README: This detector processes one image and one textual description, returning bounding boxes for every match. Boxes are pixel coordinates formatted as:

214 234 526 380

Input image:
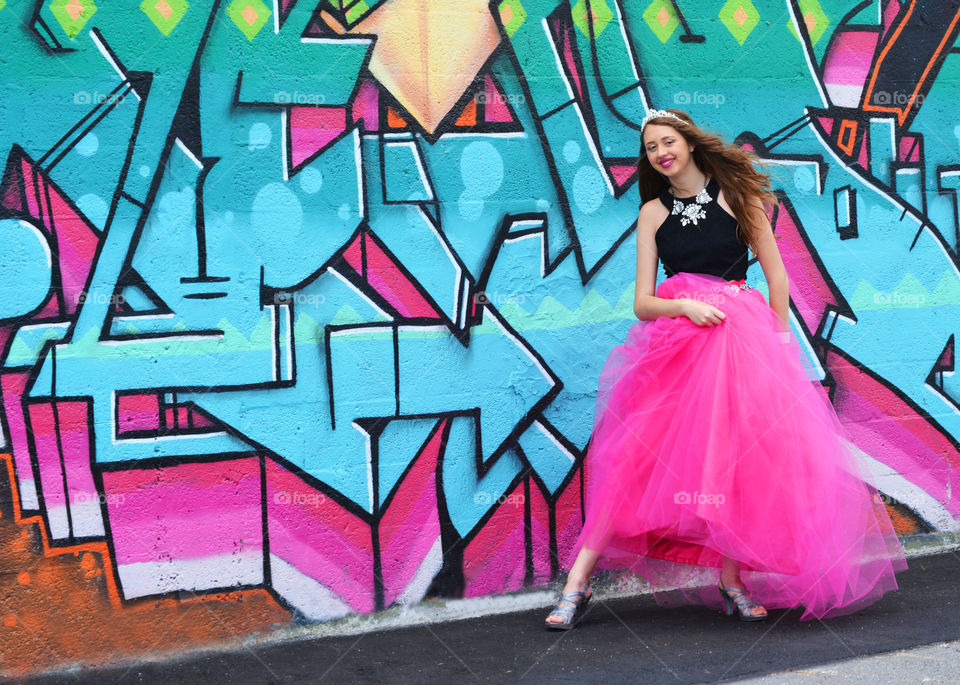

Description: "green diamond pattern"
498 0 526 39
140 0 188 36
719 0 759 45
787 0 829 46
226 0 271 41
572 0 613 39
642 0 678 44
49 0 97 39
0 1 7 11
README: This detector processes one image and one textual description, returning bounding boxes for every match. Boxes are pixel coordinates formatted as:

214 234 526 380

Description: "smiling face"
642 123 695 178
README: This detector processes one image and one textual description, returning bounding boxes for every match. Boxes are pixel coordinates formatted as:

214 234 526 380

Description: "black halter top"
654 177 749 281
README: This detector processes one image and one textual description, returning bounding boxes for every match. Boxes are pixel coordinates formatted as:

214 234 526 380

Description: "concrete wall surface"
1 0 959 677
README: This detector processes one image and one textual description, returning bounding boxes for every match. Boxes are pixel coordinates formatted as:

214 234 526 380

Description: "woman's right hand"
680 299 726 326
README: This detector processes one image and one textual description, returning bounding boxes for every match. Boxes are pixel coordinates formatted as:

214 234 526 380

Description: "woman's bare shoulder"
639 197 670 236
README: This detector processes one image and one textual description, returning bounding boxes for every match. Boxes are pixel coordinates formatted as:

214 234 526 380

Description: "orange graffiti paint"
0 453 292 678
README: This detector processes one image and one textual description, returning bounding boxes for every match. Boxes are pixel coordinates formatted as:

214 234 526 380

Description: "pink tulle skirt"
572 271 907 620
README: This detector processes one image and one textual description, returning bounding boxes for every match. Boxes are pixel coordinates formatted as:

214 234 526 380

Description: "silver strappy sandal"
718 579 767 621
544 584 593 630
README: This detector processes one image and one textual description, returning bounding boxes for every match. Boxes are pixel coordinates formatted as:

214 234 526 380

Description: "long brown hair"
639 109 778 253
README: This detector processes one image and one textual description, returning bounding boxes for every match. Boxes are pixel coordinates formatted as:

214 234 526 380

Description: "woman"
545 109 907 629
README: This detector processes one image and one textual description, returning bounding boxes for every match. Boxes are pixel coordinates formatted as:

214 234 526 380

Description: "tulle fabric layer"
571 271 907 621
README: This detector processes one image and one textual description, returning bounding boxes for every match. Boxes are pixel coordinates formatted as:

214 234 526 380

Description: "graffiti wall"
2 0 959 675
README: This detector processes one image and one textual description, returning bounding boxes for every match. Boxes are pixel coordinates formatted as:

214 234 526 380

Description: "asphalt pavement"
18 551 960 684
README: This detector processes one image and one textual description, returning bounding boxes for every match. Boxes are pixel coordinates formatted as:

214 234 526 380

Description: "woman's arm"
633 203 692 321
748 197 790 331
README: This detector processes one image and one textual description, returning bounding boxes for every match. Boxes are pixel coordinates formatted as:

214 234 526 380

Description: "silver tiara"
641 109 685 129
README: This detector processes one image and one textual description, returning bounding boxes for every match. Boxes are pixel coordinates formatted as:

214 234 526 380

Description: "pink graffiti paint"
463 479 526 598
938 341 953 369
352 79 380 131
609 164 636 189
379 420 442 606
116 393 160 434
348 231 442 318
45 187 99 315
555 468 583 572
30 166 60 319
772 203 839 332
365 232 443 317
881 0 902 42
364 264 416 317
0 371 38 509
55 401 103 538
25 402 69 538
899 135 920 162
191 407 215 428
21 157 40 218
102 457 262 564
558 18 583 101
342 231 363 270
857 126 869 168
528 477 552 585
289 106 348 169
483 75 513 123
828 350 960 517
1 149 99 320
1 162 21 212
823 31 878 106
266 458 375 613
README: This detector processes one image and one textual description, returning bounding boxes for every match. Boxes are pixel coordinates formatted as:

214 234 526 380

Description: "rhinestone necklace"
669 176 712 227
